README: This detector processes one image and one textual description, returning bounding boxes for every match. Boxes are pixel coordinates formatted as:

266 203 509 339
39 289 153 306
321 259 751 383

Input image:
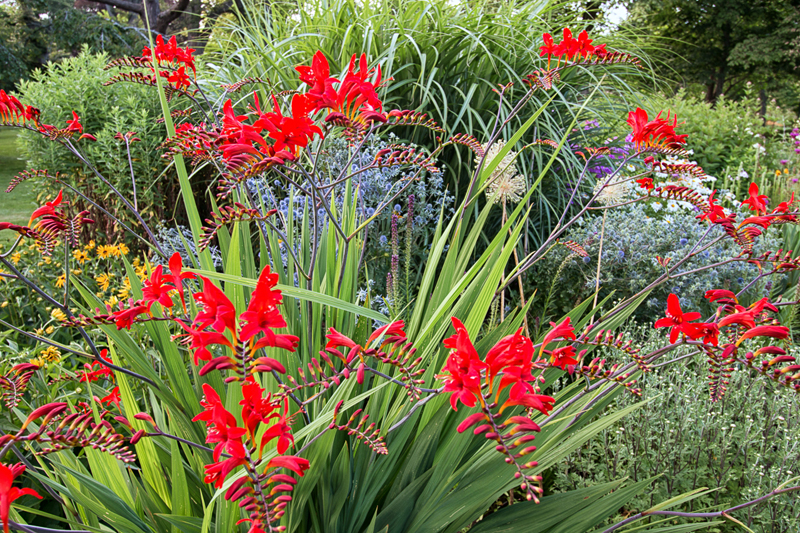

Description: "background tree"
624 0 800 107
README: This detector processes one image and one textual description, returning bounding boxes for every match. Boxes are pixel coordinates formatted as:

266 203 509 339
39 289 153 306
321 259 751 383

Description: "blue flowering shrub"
529 202 783 322
248 134 454 305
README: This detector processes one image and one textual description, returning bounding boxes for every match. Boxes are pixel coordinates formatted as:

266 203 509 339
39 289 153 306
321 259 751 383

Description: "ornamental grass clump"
0 26 800 533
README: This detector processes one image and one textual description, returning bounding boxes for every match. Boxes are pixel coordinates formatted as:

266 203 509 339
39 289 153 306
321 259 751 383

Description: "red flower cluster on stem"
627 107 688 150
539 28 607 67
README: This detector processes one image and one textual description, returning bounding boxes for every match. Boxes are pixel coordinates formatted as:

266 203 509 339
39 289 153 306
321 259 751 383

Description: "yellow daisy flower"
97 245 113 259
96 273 112 291
41 346 61 363
10 252 21 265
55 274 66 288
85 240 96 251
105 295 119 307
50 308 67 322
45 325 54 334
117 243 130 256
72 249 89 265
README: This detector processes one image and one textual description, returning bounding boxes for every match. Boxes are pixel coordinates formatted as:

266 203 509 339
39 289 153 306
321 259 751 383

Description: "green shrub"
553 333 800 532
15 47 177 243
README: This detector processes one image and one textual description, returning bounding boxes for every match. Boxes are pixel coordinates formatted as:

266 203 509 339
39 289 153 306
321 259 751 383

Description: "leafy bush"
15 48 176 243
531 202 782 322
554 334 800 532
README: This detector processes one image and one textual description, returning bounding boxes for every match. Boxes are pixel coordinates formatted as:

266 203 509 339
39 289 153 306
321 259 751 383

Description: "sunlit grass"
0 129 34 245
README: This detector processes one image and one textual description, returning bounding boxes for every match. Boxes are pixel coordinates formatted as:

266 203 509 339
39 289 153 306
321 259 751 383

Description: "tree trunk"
759 89 767 124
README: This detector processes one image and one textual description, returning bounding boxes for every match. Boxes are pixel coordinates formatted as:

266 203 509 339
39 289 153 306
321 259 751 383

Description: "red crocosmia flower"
627 108 688 150
685 322 719 346
554 28 579 59
539 33 558 58
485 329 532 386
175 320 232 365
741 216 772 229
197 398 247 463
167 66 191 90
636 177 654 190
437 318 487 410
100 386 122 410
167 252 195 312
240 378 278 441
698 190 727 223
367 320 406 344
253 93 323 156
705 289 737 305
28 190 63 226
654 293 701 343
737 325 790 343
204 455 247 489
772 192 795 214
740 183 769 214
142 265 175 308
576 30 595 58
0 90 26 123
457 412 489 433
296 51 340 108
325 327 359 352
266 455 310 477
252 331 299 353
540 317 576 356
593 43 608 57
193 276 237 335
0 463 42 533
260 397 294 455
111 302 151 330
718 309 756 329
65 111 83 133
240 266 287 342
505 392 555 416
549 345 578 369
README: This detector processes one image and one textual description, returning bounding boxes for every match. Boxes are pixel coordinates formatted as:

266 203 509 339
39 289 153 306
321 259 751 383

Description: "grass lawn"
0 129 34 245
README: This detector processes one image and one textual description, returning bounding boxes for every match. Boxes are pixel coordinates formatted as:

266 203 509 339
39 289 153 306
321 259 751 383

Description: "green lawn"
0 129 34 245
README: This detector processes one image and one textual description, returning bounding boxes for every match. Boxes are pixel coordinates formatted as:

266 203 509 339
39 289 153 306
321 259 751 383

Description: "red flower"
627 108 688 150
239 266 286 342
111 302 151 330
193 276 237 335
654 293 701 343
437 318 487 410
540 317 576 356
142 265 175 308
539 33 557 58
259 397 294 455
167 252 195 312
193 384 246 462
167 66 191 90
554 28 579 60
0 463 42 533
549 345 578 369
636 177 654 190
65 111 83 133
737 325 790 343
99 386 122 410
697 190 727 223
576 30 595 58
28 190 63 226
253 93 323 155
367 320 406 344
685 322 719 346
740 183 769 214
505 392 555 416
485 329 533 386
705 289 737 305
175 320 232 365
265 455 310 477
0 90 25 124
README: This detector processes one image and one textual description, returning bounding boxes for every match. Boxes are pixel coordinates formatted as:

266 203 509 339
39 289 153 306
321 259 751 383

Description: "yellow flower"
44 256 52 265
785 169 790 174
45 325 54 334
0 301 7 308
132 257 141 267
41 346 61 363
776 170 782 177
97 245 113 259
71 269 82 276
10 252 21 265
118 289 130 300
105 295 119 307
29 357 45 367
96 273 112 291
117 243 129 256
72 249 89 265
55 274 66 288
50 308 67 322
85 240 96 251
35 328 44 335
